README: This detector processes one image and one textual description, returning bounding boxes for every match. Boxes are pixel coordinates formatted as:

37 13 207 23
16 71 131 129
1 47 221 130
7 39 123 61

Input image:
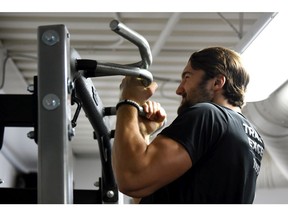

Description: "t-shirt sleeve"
159 103 227 164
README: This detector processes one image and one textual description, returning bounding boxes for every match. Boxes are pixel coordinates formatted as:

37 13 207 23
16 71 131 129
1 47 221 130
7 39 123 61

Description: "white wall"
73 155 127 204
254 187 288 204
73 156 102 190
0 152 18 188
0 44 29 188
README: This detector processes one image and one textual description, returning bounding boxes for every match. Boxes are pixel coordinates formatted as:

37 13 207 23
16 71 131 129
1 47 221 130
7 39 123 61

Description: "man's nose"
176 83 184 95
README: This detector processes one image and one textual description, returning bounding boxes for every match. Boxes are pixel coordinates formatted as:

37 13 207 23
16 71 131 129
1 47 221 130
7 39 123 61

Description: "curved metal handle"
94 62 153 87
71 20 154 87
110 19 152 69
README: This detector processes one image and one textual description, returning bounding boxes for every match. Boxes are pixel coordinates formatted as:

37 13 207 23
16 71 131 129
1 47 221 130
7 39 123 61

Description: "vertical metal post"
37 25 73 204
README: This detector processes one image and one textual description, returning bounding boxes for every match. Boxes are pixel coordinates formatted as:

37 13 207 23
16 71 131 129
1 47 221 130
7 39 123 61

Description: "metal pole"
37 25 74 204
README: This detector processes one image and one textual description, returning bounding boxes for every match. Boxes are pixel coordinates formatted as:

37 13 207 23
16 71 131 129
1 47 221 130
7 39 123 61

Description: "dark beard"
177 97 193 115
177 79 213 115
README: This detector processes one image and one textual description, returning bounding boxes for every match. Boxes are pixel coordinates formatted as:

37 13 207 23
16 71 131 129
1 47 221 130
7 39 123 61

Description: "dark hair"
189 47 250 108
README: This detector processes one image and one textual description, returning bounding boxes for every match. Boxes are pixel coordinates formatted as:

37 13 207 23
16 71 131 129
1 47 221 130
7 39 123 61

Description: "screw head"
27 131 35 139
67 80 75 94
106 190 115 198
42 30 60 46
27 84 34 93
42 94 60 110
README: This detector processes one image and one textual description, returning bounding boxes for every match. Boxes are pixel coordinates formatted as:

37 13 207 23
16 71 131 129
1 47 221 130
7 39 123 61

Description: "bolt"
67 80 74 94
27 131 35 139
27 84 34 93
42 94 60 110
106 190 114 198
68 124 75 141
94 181 99 187
0 179 4 184
42 30 60 46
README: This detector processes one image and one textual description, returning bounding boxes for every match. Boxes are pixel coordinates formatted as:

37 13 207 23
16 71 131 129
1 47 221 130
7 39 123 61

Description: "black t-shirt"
140 102 264 204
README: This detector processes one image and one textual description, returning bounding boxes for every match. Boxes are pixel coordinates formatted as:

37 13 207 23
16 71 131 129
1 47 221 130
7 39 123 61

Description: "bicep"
126 135 192 198
148 135 192 183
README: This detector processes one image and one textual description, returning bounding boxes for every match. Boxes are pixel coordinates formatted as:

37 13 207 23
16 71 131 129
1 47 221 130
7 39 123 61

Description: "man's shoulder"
190 102 223 112
181 102 228 121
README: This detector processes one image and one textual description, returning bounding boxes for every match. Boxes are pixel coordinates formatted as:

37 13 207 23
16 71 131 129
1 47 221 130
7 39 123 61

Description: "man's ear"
214 74 226 90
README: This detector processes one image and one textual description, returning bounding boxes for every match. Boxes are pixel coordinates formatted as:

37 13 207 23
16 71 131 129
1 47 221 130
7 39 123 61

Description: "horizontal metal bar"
0 94 36 127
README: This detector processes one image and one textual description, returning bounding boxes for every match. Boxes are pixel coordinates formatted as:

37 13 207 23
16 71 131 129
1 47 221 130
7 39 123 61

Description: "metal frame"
37 20 154 204
37 25 73 204
1 20 153 204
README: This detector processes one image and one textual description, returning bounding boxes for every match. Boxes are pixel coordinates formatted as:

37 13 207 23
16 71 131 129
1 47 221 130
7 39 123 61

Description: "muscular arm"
112 93 192 198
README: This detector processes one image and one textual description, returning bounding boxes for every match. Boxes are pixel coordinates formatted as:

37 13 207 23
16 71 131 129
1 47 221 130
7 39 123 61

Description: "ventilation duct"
243 80 288 180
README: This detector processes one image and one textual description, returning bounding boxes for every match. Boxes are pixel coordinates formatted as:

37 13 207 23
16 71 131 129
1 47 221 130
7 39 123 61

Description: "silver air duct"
243 80 288 182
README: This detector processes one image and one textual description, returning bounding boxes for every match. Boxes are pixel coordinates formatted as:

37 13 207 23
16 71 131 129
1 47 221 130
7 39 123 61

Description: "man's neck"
223 103 242 113
212 94 242 113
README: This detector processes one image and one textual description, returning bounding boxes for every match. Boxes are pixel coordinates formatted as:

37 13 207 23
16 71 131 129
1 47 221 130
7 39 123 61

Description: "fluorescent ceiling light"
240 12 288 102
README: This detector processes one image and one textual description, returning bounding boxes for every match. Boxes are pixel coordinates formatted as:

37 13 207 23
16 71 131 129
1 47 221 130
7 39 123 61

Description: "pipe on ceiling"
151 12 181 58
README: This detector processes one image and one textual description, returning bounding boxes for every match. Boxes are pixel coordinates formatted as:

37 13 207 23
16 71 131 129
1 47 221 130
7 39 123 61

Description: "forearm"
112 105 148 186
112 78 165 195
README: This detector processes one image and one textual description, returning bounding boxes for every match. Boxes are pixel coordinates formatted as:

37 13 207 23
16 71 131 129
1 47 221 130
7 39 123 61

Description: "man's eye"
181 72 192 80
184 74 191 79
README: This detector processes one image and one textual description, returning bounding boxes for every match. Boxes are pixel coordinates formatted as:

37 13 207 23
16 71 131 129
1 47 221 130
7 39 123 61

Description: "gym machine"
0 20 153 204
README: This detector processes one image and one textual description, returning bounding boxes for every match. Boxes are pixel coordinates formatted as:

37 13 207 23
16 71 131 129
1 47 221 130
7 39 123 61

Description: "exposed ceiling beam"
234 12 277 53
151 12 181 58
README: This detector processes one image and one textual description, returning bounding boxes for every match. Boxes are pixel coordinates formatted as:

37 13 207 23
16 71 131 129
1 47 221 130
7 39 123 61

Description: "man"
112 47 265 204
